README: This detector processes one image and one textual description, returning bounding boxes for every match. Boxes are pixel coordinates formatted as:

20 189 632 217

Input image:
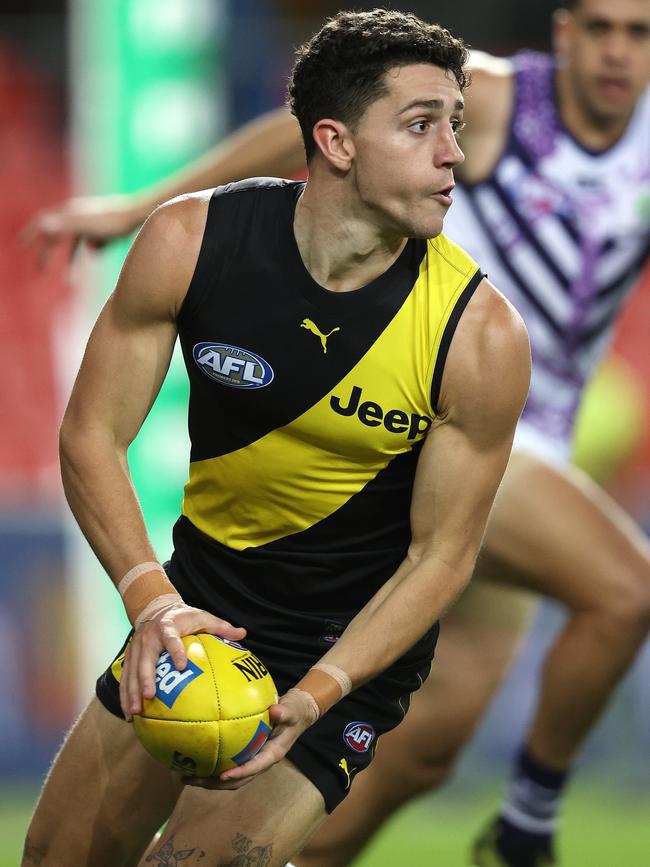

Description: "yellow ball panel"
200 641 278 720
133 717 220 777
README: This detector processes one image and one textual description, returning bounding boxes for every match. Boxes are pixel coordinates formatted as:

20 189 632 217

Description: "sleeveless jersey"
445 51 650 443
172 178 482 618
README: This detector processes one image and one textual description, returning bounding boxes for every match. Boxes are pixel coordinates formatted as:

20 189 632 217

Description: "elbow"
59 413 120 482
59 413 86 488
59 414 76 469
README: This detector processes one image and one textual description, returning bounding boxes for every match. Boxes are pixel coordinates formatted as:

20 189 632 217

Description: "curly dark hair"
288 8 470 162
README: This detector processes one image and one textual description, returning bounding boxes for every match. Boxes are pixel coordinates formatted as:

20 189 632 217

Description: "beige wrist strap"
294 663 352 718
117 562 181 626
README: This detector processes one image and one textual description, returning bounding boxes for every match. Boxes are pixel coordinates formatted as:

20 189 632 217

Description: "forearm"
317 550 474 688
60 424 177 619
131 109 303 221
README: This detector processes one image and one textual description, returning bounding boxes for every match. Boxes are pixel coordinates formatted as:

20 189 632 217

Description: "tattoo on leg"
145 834 205 865
226 833 273 866
23 837 45 865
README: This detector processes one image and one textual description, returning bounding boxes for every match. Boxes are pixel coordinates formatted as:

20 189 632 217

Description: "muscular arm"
319 279 531 684
26 108 305 263
60 196 201 576
60 192 246 714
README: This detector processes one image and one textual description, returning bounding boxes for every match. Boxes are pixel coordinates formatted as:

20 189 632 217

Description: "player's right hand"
119 603 247 721
22 194 148 269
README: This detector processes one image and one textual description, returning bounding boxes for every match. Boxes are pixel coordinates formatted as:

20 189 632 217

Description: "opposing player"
27 2 650 865
22 10 530 867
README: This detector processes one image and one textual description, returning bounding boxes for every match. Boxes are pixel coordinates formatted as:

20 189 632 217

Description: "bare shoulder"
114 191 212 321
438 278 531 441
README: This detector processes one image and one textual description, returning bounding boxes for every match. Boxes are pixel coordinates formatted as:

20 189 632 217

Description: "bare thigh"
23 696 183 867
139 759 326 867
482 451 650 611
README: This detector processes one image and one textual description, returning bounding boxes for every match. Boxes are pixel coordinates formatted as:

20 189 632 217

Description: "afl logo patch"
342 721 375 753
193 342 274 389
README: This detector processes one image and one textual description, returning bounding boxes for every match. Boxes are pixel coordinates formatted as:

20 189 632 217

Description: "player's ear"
552 8 573 55
312 118 355 171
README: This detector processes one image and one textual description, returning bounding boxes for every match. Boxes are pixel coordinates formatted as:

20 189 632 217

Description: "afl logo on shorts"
193 342 274 389
342 721 375 753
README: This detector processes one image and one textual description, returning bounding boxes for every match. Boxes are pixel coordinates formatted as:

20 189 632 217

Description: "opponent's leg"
488 455 650 763
472 452 650 866
136 759 325 867
295 580 535 867
22 696 182 867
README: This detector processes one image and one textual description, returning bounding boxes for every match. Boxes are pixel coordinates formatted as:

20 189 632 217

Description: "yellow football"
133 634 278 777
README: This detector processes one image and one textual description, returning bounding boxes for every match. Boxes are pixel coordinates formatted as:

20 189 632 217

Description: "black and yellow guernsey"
170 178 483 621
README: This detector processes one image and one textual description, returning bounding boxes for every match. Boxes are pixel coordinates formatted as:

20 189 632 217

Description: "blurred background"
1 0 649 863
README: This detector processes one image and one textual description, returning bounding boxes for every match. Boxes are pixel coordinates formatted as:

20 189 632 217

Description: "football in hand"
133 634 278 777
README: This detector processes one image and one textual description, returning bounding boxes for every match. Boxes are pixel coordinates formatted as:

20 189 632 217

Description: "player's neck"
294 179 407 293
555 68 634 151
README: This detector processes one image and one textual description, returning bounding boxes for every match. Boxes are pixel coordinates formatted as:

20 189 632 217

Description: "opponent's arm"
219 279 531 787
25 107 304 265
59 192 245 719
455 51 514 185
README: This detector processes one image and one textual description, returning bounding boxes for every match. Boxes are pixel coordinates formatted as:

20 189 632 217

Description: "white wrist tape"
311 662 352 698
134 595 184 627
117 561 180 626
289 687 321 725
117 561 166 595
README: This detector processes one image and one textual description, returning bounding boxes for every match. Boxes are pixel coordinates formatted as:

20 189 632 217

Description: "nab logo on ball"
154 652 203 709
193 342 274 389
342 721 375 753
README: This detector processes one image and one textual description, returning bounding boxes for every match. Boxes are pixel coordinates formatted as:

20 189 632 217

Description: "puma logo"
300 318 340 354
338 757 357 790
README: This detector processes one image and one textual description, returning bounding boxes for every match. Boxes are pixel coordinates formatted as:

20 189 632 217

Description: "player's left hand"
183 687 319 790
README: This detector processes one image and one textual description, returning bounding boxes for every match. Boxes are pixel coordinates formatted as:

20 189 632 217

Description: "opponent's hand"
119 603 247 720
183 687 319 791
22 194 148 269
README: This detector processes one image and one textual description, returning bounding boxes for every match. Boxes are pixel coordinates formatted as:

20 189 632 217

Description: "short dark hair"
288 8 470 161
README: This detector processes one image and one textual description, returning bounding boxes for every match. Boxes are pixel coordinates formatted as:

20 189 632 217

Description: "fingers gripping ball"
133 635 278 777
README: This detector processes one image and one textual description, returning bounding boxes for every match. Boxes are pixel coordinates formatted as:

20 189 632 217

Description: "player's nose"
436 126 465 168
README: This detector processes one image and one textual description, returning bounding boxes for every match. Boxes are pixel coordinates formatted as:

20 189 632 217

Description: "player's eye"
629 23 650 40
584 19 611 36
409 120 431 134
451 120 466 138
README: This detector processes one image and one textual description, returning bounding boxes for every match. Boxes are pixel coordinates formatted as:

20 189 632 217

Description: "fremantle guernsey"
170 178 482 618
446 51 650 445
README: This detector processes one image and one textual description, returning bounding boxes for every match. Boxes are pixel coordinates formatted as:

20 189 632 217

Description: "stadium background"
1 0 649 863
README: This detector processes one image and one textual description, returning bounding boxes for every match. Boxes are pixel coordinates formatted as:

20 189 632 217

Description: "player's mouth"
595 76 632 101
431 185 454 206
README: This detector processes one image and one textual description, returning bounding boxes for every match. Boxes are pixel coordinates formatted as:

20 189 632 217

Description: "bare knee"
577 566 650 639
369 735 463 806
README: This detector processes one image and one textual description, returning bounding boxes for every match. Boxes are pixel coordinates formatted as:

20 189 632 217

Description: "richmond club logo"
342 721 375 753
193 342 274 389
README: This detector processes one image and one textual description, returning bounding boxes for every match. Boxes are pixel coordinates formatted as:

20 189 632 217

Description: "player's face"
350 63 465 239
554 0 650 123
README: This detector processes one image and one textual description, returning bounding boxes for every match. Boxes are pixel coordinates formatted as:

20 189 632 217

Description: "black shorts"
96 555 439 812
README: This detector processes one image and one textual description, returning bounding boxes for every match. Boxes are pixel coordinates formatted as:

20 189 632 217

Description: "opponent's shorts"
96 562 438 812
511 417 572 469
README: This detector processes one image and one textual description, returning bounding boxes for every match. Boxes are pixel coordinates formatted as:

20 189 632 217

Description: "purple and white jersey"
445 51 650 446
